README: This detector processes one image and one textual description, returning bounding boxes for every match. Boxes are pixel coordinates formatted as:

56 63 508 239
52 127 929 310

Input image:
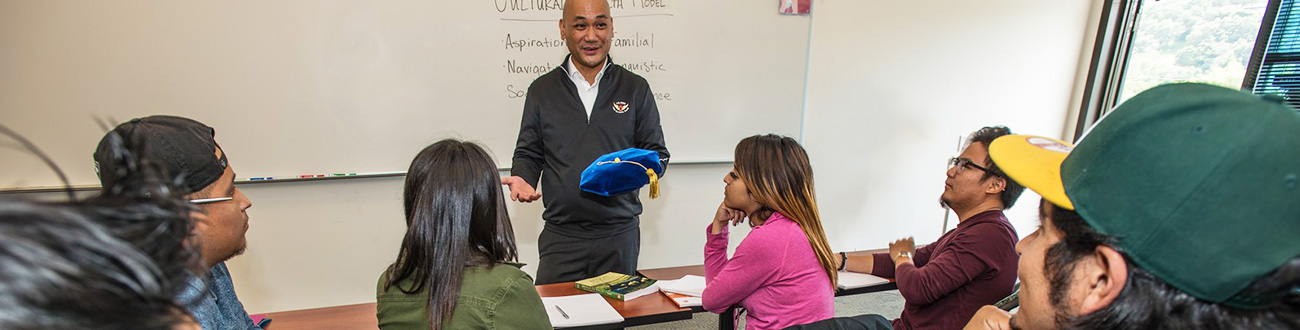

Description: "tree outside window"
1119 0 1268 103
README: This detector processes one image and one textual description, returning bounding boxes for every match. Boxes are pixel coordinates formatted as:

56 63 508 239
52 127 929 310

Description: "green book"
575 272 660 301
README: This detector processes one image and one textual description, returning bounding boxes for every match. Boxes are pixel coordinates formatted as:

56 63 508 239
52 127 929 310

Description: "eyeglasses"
189 197 233 204
948 157 1002 177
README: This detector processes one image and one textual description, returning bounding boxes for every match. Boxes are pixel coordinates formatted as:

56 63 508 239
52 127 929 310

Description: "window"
1075 0 1271 139
1244 0 1300 108
1121 0 1267 103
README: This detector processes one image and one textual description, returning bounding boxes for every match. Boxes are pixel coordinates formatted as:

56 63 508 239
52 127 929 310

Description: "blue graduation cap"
580 148 663 198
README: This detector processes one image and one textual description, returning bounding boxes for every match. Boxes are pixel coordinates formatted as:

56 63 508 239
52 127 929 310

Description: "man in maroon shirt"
790 126 1024 330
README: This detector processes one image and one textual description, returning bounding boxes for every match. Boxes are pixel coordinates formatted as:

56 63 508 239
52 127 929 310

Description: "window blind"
1246 0 1300 108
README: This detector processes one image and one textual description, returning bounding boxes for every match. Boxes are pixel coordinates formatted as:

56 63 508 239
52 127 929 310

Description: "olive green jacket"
376 263 552 329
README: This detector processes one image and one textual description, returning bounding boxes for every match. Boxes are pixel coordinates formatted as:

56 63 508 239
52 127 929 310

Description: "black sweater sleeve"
511 90 546 188
635 84 670 176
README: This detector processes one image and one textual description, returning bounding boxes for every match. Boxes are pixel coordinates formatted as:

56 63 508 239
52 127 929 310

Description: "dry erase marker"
250 177 274 181
330 173 357 177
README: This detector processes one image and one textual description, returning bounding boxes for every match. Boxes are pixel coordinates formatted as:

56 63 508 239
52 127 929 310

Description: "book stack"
575 272 660 301
658 275 705 308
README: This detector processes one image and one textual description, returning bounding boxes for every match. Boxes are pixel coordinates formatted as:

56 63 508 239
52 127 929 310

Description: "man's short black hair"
1043 203 1300 330
968 126 1026 209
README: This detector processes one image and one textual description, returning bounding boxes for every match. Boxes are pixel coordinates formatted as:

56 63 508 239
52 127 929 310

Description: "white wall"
803 0 1096 250
1 0 1100 314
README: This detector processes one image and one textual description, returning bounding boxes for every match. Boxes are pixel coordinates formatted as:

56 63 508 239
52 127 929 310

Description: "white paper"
542 293 624 328
837 271 890 290
659 275 706 297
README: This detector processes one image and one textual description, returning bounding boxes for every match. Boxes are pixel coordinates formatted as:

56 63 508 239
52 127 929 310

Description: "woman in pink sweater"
704 134 837 330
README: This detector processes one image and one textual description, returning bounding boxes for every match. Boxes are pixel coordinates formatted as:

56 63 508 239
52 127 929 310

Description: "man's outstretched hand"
501 176 542 202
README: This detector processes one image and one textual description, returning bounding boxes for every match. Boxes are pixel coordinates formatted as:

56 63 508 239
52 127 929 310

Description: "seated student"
704 134 837 330
791 126 1023 330
94 116 261 330
376 139 550 330
83 128 203 297
0 130 199 329
964 83 1300 330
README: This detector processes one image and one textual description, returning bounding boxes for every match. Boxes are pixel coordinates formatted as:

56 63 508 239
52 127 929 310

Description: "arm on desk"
842 253 875 274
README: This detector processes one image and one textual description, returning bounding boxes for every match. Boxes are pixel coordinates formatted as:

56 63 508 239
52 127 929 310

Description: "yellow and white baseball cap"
987 134 1075 210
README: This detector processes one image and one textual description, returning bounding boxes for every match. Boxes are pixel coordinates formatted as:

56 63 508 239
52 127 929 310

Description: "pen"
189 197 233 204
555 305 570 319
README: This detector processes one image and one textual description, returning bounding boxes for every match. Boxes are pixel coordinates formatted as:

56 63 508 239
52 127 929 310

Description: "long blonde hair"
734 134 837 289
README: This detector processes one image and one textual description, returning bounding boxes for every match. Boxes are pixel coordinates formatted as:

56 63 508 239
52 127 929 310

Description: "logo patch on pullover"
612 101 630 113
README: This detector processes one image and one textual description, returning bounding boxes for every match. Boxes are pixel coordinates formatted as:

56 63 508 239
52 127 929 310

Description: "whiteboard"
0 1 809 190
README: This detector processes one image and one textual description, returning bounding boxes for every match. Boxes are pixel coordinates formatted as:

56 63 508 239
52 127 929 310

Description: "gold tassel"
646 168 660 199
598 158 660 198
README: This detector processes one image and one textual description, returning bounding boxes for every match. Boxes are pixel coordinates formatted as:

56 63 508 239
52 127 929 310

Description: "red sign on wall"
779 0 811 15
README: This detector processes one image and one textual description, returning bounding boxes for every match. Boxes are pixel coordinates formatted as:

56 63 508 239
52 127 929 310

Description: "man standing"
964 83 1300 330
503 0 669 284
94 116 261 330
801 126 1024 330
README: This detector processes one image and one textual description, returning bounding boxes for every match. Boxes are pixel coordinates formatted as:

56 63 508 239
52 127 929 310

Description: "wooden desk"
261 281 691 330
263 303 376 330
638 247 895 293
637 248 897 330
638 264 709 314
536 282 692 329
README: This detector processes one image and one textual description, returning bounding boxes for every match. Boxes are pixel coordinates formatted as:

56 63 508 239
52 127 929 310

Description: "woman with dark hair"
0 200 200 330
376 139 549 330
0 124 200 330
703 134 837 330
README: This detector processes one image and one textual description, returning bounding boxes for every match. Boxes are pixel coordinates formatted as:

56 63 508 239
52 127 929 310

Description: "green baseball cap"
996 83 1300 308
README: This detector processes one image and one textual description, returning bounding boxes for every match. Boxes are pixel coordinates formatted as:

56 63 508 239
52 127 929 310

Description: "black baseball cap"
94 116 228 195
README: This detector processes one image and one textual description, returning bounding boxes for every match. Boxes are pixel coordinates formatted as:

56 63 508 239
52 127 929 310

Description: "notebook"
542 293 624 328
837 271 890 290
663 292 703 308
658 275 705 297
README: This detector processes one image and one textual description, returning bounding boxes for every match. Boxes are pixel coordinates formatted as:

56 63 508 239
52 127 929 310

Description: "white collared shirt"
566 57 609 119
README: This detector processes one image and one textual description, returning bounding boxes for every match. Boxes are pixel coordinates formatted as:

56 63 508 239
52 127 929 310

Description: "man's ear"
1078 245 1128 315
985 176 1007 194
558 19 566 39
